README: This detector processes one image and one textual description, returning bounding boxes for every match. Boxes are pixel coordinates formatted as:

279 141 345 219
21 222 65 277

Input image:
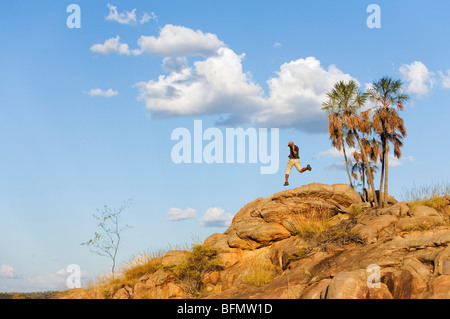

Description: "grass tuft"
241 257 276 287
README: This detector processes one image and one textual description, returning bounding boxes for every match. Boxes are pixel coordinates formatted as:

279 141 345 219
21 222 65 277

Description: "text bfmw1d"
171 120 279 175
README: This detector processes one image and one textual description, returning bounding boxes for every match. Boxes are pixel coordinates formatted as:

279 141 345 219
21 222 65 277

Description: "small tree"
81 199 133 278
172 244 223 297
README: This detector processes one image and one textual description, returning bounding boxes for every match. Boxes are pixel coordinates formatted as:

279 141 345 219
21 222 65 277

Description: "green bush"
171 243 223 297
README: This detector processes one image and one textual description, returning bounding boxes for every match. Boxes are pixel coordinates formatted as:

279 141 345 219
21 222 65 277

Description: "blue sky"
0 1 449 292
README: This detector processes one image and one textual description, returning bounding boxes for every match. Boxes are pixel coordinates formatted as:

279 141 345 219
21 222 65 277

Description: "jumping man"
284 141 311 186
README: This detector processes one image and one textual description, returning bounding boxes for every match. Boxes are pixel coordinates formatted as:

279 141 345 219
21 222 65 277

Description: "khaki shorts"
285 158 302 175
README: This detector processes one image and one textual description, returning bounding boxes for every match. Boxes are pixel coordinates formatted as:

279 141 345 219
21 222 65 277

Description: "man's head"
288 141 294 147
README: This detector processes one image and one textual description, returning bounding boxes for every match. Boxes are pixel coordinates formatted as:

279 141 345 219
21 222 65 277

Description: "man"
284 141 311 186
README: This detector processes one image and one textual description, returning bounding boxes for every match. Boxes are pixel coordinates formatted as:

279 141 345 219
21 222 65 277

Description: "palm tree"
326 112 353 187
352 150 378 201
323 80 379 207
368 77 408 207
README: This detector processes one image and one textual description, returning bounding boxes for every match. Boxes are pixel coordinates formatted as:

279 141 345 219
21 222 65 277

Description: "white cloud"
315 147 357 159
273 42 282 48
200 207 233 227
106 3 157 25
325 160 347 171
89 25 357 133
140 12 158 24
438 69 450 89
136 47 264 118
136 24 226 57
167 207 197 221
253 57 356 132
389 155 414 168
27 268 89 291
0 265 16 278
162 56 188 72
88 88 119 98
399 61 435 96
90 36 134 56
136 47 355 133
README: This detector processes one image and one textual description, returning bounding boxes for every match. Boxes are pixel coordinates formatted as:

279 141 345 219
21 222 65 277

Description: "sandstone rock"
300 279 331 299
434 246 450 275
351 214 397 243
204 233 242 268
429 275 450 299
226 183 362 250
380 205 401 217
134 269 184 299
161 250 189 267
113 287 132 299
234 218 291 246
396 216 444 231
409 205 441 218
391 259 431 299
60 183 450 300
396 206 444 231
269 236 307 269
366 189 398 205
326 270 369 299
368 283 393 299
203 271 221 286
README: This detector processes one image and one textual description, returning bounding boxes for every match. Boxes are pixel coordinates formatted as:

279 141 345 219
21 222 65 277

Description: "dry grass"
295 218 331 241
241 257 276 287
402 182 450 203
409 196 448 213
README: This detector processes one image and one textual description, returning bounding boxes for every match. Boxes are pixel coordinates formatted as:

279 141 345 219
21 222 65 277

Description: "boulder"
226 183 362 250
326 270 369 299
434 246 450 275
366 189 398 205
300 279 331 299
161 250 189 267
350 214 397 243
368 283 393 299
392 259 431 299
429 275 450 299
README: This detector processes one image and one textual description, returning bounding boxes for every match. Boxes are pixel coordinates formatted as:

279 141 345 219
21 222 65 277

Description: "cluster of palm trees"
322 77 408 208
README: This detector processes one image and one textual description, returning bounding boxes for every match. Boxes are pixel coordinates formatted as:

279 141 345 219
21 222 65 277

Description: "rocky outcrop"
61 183 450 299
225 183 361 249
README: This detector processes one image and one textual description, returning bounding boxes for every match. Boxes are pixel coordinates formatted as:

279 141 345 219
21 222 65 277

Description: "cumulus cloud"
136 47 264 118
438 69 450 89
90 36 135 56
200 207 233 227
0 265 17 278
167 207 197 221
136 24 226 57
136 47 355 133
399 61 435 96
87 88 119 97
106 3 157 25
90 25 357 133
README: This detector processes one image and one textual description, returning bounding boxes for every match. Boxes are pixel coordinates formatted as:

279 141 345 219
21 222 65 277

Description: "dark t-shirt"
289 145 300 159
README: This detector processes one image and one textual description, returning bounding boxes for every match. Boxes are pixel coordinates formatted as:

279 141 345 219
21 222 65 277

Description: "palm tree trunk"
384 142 389 207
362 165 366 202
379 136 385 208
353 129 378 207
342 138 353 188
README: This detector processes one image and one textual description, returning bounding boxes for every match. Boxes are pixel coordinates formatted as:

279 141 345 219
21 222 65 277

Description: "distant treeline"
0 291 61 299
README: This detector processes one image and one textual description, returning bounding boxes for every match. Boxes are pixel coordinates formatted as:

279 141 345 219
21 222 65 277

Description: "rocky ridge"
63 183 450 299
